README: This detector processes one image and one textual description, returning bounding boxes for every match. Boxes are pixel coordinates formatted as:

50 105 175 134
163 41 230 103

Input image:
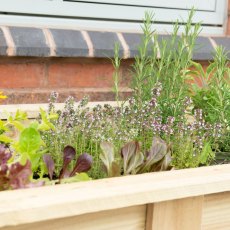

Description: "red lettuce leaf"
0 144 12 166
121 141 143 175
70 153 93 176
8 160 43 189
59 146 76 179
43 154 55 180
0 170 9 190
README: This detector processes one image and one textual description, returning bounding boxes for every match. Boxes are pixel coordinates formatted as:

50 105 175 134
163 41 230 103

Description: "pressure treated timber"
3 205 146 230
147 196 204 230
0 164 230 229
202 192 230 229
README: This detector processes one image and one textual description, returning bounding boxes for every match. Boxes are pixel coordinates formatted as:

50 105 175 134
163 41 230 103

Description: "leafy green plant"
13 125 47 172
42 145 92 183
189 47 230 152
0 144 43 191
171 138 214 169
100 137 171 177
0 110 28 144
130 9 201 121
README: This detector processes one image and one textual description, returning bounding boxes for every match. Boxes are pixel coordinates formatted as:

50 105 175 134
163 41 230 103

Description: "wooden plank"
147 196 203 230
0 164 230 228
145 204 154 230
202 192 230 230
2 205 146 230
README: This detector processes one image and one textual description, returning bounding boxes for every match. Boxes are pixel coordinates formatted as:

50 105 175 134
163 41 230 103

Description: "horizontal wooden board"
0 164 230 228
3 205 146 230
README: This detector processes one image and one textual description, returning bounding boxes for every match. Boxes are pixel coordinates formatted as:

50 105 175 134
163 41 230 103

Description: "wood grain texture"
149 196 203 230
0 164 230 228
145 204 154 230
202 192 230 230
3 205 146 230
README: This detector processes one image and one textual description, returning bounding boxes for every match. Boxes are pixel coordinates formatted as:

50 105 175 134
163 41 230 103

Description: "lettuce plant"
42 145 93 183
0 144 43 191
100 137 171 177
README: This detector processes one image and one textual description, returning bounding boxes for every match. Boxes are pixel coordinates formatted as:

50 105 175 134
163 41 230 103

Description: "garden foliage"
0 10 229 191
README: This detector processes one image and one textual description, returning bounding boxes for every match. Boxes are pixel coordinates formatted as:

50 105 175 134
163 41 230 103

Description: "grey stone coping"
0 26 229 60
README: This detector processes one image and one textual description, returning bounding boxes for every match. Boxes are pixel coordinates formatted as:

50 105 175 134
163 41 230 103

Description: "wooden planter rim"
0 164 230 228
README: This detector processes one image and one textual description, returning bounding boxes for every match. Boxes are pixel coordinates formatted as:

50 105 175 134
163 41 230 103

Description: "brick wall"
0 57 210 104
0 57 132 104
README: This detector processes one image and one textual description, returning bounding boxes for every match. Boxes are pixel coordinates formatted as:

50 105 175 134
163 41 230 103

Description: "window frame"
0 0 227 35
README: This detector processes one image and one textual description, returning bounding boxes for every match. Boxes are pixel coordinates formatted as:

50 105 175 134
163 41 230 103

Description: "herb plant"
189 47 230 152
0 9 229 192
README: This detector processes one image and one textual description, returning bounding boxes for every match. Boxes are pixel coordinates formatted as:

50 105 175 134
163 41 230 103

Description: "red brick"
2 88 132 104
0 62 46 88
48 62 114 88
0 57 211 104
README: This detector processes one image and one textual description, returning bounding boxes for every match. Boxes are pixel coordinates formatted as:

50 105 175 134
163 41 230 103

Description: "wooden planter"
0 164 230 230
0 104 229 229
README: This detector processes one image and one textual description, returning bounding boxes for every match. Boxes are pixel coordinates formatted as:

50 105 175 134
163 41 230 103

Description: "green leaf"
48 112 59 120
29 121 39 130
190 61 205 77
30 154 42 171
19 127 41 154
0 134 13 143
39 108 56 131
9 120 25 131
0 120 8 132
14 110 28 121
60 173 91 184
200 142 214 165
206 62 216 76
38 123 51 131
